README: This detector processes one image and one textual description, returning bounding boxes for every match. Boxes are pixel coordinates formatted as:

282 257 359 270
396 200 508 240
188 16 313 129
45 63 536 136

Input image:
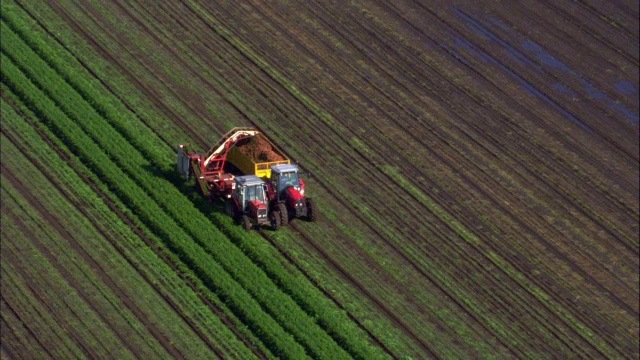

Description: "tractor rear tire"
270 210 281 231
277 203 288 226
306 198 317 222
241 215 252 232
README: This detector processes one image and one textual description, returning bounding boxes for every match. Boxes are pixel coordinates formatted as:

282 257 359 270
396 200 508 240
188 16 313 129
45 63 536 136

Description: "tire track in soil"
368 0 634 282
190 2 562 356
445 4 639 151
211 2 636 358
0 213 108 359
358 0 637 222
1 163 178 359
288 2 636 352
382 0 639 277
171 2 632 358
68 0 440 356
10 2 176 151
1 98 266 360
298 0 636 310
308 0 636 284
536 0 639 64
255 228 402 359
489 0 639 87
1 260 98 359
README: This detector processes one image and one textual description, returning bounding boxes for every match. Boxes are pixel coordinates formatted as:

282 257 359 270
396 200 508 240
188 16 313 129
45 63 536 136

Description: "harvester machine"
177 127 317 230
177 127 279 231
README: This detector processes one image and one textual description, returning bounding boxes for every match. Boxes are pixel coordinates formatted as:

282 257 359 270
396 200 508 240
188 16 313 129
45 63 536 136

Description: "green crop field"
2 0 638 359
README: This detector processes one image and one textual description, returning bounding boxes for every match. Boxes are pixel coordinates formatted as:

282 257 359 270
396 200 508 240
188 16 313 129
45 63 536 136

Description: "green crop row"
1 91 273 358
0 250 86 359
0 6 401 359
1 20 339 358
0 52 312 358
0 209 136 359
1 112 258 359
0 17 382 359
1 7 394 358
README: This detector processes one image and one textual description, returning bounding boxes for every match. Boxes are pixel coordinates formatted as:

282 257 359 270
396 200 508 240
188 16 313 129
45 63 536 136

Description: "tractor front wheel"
306 198 317 222
270 210 281 231
277 203 288 226
241 215 252 232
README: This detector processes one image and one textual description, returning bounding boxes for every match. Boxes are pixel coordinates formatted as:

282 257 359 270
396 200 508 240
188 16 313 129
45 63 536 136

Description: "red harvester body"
177 127 316 230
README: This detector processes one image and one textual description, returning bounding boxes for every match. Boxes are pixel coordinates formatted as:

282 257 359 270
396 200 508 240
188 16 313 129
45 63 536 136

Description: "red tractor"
267 163 317 225
225 175 281 231
177 128 283 231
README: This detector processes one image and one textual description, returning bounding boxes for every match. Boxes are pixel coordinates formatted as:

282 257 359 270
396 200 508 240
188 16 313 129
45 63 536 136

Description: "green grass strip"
1 86 264 359
0 14 378 354
0 203 136 360
0 52 309 358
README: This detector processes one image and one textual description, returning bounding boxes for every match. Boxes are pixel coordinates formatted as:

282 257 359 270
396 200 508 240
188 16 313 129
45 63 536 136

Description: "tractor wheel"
241 215 252 232
225 198 236 219
306 198 317 222
270 210 281 231
277 203 288 226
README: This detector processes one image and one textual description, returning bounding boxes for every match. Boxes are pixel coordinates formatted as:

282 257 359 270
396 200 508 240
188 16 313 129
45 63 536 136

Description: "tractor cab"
270 164 304 201
235 175 268 213
268 164 316 224
227 175 281 231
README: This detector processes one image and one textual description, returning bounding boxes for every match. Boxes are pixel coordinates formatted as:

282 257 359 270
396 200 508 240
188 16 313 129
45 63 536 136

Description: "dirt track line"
308 0 636 298
284 223 440 359
380 0 639 260
324 0 640 262
239 2 636 354
8 2 175 151
364 0 636 202
548 0 639 61
348 2 636 352
302 1 636 352
192 2 608 356
0 223 106 359
1 261 97 359
255 227 400 359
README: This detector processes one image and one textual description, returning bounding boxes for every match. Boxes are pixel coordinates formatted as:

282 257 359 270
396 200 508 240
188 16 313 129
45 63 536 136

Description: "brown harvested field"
2 0 638 358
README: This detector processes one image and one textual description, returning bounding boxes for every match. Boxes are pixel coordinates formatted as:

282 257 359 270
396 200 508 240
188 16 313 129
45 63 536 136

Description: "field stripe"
1 90 267 359
0 64 306 360
0 11 390 358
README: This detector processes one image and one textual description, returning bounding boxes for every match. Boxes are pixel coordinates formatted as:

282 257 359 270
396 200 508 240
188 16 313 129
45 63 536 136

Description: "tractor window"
243 185 265 210
278 172 300 194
